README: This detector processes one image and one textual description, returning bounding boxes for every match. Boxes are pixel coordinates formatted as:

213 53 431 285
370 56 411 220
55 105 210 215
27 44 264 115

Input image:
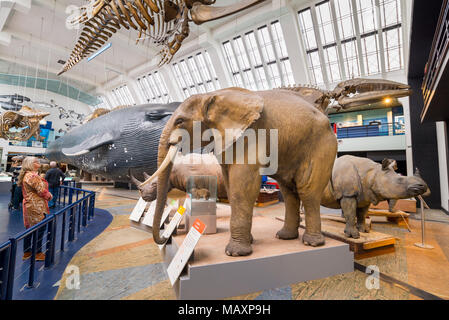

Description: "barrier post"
77 203 82 234
69 207 76 242
45 220 53 268
69 188 73 205
0 243 11 300
414 196 434 249
27 230 38 288
5 239 17 300
61 210 66 251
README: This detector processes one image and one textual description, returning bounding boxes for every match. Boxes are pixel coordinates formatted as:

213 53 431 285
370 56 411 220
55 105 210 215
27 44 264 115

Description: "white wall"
338 135 407 153
436 122 449 211
0 83 92 169
0 83 92 133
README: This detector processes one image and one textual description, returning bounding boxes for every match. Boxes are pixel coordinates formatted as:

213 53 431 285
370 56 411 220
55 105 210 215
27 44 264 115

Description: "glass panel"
222 41 240 73
267 62 281 87
244 31 263 66
380 0 401 28
383 26 403 71
308 51 324 84
298 9 318 50
254 66 269 90
342 39 361 77
271 21 289 59
357 0 378 34
233 36 251 70
361 33 381 75
334 0 356 40
323 45 342 83
279 59 295 86
316 1 336 46
257 26 276 63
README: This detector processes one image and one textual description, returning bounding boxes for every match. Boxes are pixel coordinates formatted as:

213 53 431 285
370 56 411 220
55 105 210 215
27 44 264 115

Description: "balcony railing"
422 0 449 115
336 122 405 139
0 183 95 300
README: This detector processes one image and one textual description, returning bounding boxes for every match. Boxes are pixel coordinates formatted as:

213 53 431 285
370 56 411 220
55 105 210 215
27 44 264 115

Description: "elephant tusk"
140 144 179 187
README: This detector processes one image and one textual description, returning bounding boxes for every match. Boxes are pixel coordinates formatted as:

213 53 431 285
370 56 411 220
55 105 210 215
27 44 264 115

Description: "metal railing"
0 183 96 300
422 0 449 112
336 122 405 139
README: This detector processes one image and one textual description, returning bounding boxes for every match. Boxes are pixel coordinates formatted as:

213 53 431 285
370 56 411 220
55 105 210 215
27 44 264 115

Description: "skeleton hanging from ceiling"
59 0 267 75
0 106 50 141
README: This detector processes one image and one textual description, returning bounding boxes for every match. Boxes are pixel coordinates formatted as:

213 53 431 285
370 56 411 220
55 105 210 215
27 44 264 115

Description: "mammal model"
129 153 227 201
320 156 429 239
45 103 180 182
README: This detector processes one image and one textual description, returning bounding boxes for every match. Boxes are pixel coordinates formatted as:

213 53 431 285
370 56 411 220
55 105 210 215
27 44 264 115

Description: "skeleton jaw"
332 79 412 110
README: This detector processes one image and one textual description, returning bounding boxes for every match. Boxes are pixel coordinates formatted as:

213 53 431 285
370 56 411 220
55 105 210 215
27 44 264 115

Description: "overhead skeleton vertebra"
59 0 267 75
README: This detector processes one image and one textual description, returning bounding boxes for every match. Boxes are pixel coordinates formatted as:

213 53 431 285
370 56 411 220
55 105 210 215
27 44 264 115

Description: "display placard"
142 201 156 226
129 197 149 222
158 205 186 250
166 218 206 285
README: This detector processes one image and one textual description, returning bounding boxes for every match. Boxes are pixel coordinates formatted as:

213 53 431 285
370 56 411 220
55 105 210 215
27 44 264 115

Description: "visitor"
45 161 65 208
8 159 23 210
18 157 53 261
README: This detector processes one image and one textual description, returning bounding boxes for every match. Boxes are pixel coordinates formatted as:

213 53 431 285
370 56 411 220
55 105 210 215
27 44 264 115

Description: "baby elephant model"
321 156 428 239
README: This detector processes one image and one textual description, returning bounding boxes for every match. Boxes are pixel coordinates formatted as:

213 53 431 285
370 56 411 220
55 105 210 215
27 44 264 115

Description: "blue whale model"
45 103 180 182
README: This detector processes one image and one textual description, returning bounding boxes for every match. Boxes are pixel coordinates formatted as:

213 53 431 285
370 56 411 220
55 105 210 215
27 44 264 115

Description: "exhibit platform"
161 205 354 300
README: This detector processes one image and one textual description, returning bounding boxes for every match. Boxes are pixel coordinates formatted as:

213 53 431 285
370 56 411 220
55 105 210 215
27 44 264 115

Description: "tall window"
171 51 220 99
92 96 109 110
297 0 404 85
222 20 295 90
111 85 135 106
137 71 171 103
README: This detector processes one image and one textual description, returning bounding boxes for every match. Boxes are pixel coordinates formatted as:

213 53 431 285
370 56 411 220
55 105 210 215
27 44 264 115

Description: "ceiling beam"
3 28 125 75
0 53 100 87
32 0 158 57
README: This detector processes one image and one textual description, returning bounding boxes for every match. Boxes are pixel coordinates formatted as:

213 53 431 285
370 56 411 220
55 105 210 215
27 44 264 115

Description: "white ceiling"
0 0 281 94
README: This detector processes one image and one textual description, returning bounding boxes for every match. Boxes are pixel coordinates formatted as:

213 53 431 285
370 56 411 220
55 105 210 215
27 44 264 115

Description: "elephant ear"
203 88 264 154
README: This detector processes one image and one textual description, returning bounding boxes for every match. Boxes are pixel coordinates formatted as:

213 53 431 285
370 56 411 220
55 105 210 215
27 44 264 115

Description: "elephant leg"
356 206 370 233
300 195 325 246
341 197 360 239
225 165 261 257
276 184 300 240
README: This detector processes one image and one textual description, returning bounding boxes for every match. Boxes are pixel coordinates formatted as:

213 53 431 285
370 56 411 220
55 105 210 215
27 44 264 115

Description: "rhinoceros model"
129 153 228 201
320 155 428 239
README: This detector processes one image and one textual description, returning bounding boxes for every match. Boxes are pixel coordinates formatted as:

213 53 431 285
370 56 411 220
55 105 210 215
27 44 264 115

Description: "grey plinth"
161 206 354 300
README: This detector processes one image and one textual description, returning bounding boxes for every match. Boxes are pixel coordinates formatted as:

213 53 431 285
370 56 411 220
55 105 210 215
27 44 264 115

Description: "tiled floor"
54 185 449 300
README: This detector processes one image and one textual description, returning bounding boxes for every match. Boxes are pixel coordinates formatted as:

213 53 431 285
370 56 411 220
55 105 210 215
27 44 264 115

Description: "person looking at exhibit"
18 157 53 261
45 161 65 208
8 157 23 210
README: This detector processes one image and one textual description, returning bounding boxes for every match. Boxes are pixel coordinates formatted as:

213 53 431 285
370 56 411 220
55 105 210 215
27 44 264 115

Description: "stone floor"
54 185 449 300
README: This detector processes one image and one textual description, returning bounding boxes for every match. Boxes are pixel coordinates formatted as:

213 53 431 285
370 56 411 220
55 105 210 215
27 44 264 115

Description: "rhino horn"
143 171 151 180
128 169 143 187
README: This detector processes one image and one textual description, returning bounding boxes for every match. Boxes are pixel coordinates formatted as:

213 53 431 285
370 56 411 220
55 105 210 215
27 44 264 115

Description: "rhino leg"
340 197 360 239
356 206 370 233
276 184 300 240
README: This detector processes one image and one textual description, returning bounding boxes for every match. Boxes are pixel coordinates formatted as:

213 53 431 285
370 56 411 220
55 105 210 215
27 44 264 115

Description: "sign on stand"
129 197 149 222
166 218 206 285
142 201 157 226
158 205 186 250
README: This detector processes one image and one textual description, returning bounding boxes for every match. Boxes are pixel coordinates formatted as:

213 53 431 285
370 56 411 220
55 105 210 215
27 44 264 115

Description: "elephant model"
129 153 227 201
141 87 338 257
320 156 429 239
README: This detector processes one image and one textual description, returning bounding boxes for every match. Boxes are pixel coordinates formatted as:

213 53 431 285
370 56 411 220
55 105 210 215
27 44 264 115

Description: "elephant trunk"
147 122 178 245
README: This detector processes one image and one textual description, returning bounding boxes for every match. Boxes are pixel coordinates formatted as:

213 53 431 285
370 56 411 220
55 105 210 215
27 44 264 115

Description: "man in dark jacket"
45 161 65 208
